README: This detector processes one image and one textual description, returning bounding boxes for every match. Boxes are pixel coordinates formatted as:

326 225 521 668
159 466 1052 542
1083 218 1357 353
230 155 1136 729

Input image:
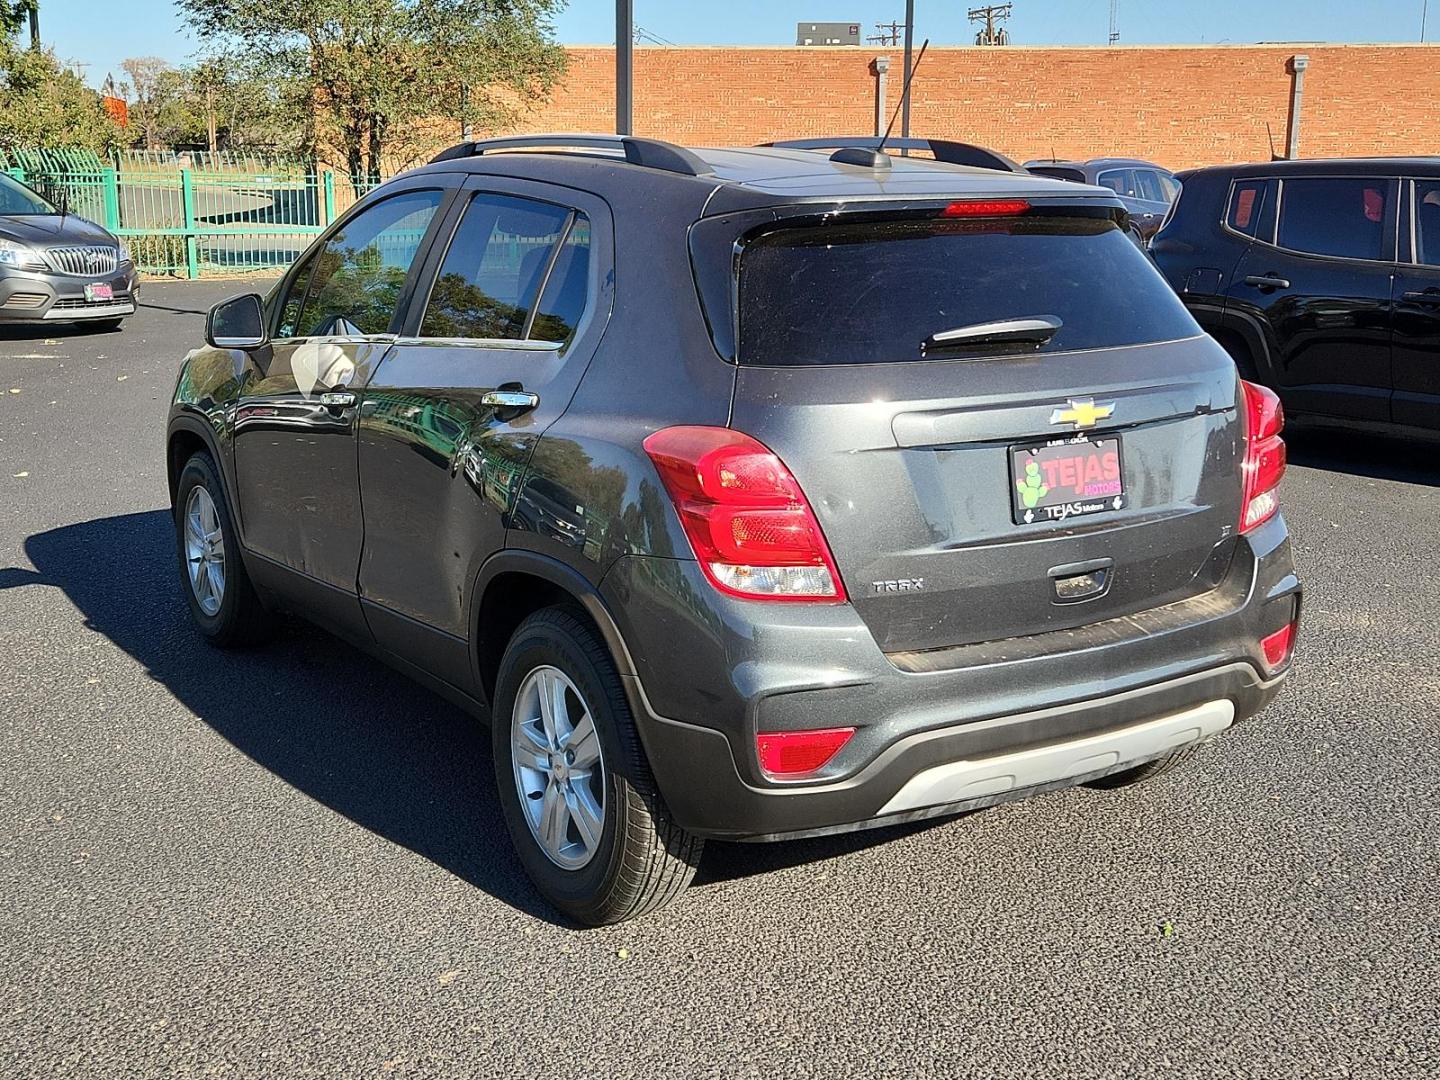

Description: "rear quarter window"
1226 180 1266 237
737 213 1201 367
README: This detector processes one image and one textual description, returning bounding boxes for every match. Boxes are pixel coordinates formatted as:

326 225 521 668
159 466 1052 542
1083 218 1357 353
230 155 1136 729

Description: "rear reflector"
643 426 846 602
1240 380 1286 533
1260 622 1297 674
941 199 1031 218
756 727 856 778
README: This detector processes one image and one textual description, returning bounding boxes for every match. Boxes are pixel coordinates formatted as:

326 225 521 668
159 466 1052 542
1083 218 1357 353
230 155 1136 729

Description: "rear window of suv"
737 214 1200 366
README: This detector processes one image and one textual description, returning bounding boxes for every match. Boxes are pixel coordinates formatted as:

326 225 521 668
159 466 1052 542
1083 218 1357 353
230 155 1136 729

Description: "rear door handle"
481 389 540 411
1244 274 1291 290
1401 290 1440 306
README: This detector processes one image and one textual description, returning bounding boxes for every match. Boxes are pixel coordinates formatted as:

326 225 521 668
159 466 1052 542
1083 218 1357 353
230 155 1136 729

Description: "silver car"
0 172 138 329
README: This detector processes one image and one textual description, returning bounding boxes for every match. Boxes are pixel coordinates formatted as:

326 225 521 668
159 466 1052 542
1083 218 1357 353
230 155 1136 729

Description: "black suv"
1024 157 1179 240
168 135 1301 925
1152 157 1440 434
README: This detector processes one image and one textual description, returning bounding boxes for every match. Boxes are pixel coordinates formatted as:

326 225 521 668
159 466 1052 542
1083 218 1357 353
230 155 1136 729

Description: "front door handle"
319 390 356 409
1244 274 1291 290
481 389 540 411
1401 290 1440 306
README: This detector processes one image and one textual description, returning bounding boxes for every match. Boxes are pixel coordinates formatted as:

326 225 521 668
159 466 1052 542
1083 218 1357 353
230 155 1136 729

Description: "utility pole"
901 0 915 140
1108 0 1120 45
868 21 904 46
616 0 633 135
28 1 39 50
968 3 1012 46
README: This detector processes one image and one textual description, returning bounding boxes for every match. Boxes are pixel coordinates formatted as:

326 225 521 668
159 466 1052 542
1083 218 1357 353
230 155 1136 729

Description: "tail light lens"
643 426 846 601
1240 380 1286 533
756 727 856 778
941 198 1030 217
1260 621 1297 674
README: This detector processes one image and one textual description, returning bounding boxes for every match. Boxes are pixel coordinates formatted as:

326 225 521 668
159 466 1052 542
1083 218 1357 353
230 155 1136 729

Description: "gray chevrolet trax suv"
167 135 1301 925
0 171 137 328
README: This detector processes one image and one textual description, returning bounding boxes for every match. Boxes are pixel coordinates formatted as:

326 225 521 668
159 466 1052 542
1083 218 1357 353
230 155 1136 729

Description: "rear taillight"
1260 621 1297 674
756 727 856 778
1240 380 1286 534
643 426 846 602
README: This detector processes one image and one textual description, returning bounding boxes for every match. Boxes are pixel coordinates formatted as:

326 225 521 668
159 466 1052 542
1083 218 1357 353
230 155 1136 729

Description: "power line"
633 24 677 46
867 21 905 46
968 4 1012 46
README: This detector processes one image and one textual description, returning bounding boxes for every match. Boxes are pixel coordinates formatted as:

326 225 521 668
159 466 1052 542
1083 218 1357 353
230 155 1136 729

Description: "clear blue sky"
40 0 1436 88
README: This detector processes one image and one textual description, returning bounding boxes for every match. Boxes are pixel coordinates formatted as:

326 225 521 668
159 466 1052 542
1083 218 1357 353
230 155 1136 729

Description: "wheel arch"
470 550 638 708
167 414 248 548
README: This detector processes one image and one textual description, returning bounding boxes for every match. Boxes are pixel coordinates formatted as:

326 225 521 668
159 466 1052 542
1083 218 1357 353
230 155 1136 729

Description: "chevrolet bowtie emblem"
1050 398 1116 429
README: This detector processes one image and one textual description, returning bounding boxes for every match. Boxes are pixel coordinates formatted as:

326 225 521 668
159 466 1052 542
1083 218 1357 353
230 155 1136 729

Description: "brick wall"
502 44 1440 171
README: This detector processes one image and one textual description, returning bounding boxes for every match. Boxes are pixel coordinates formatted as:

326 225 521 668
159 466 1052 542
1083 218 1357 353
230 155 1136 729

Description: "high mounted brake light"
643 426 846 602
940 199 1030 217
1239 380 1286 534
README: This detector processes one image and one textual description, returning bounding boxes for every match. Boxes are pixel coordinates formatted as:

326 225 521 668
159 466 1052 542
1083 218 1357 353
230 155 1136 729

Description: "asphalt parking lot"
1 280 1437 1079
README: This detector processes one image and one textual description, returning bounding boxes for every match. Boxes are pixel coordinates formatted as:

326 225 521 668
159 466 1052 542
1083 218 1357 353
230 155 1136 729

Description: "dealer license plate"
84 283 113 302
1009 434 1126 525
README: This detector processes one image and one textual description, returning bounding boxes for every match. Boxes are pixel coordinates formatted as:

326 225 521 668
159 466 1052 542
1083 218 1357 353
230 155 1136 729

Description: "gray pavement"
1 280 1437 1079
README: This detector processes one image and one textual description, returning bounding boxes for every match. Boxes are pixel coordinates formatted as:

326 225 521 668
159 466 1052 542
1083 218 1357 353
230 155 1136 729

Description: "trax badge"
1050 398 1116 430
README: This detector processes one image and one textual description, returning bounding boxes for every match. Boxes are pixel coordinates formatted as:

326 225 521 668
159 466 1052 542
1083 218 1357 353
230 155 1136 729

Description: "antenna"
1108 0 1120 45
1266 121 1280 161
880 37 929 153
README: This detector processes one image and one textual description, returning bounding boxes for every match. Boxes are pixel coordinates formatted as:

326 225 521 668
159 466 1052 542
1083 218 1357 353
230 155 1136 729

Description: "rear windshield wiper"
921 315 1062 354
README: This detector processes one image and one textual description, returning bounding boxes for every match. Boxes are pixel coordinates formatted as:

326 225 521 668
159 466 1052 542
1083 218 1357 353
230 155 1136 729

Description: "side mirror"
206 293 268 350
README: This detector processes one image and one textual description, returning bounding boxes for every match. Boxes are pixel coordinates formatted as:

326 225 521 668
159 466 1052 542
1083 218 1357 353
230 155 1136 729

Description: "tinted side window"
296 190 443 337
275 260 313 339
420 194 573 341
530 217 591 344
1097 169 1136 197
1226 180 1266 237
1277 177 1390 261
1134 170 1166 202
1416 179 1440 267
1157 173 1181 201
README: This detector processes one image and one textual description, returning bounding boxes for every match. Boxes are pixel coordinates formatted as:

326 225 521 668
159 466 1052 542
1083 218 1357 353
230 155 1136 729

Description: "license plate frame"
84 283 114 303
1009 433 1127 526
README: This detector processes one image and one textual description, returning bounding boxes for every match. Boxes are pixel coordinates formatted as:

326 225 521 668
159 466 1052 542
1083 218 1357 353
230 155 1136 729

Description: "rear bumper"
0 265 139 323
600 514 1300 841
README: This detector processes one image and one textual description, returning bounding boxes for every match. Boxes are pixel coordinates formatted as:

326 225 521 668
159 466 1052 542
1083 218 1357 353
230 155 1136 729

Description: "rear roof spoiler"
762 137 1025 174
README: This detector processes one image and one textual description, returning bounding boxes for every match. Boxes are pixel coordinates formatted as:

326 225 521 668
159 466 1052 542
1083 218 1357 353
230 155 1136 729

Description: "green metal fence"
5 156 390 279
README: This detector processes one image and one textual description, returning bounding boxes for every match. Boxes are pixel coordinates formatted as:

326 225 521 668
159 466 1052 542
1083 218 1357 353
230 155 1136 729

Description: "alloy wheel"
183 485 226 617
510 665 607 870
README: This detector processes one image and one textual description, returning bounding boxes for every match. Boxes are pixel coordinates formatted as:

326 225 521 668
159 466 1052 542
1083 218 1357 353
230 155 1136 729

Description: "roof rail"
428 134 712 177
761 137 1024 174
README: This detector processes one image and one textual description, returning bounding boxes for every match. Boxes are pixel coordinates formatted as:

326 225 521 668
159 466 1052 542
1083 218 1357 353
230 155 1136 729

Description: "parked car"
167 134 1300 925
0 171 137 329
1024 158 1179 240
1151 157 1440 434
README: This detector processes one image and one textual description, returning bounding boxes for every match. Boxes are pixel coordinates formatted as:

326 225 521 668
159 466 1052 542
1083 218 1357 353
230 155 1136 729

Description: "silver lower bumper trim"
877 699 1236 815
42 301 136 320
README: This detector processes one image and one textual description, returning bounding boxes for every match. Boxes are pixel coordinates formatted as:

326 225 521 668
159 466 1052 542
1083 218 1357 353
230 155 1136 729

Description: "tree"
121 56 174 149
0 34 121 152
175 0 568 181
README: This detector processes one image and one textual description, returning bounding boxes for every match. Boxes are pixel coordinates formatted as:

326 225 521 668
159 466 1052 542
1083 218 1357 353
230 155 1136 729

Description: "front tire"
173 451 271 647
493 607 702 925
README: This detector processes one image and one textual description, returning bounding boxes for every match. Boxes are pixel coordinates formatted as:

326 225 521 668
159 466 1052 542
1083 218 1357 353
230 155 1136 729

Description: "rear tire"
1084 745 1200 790
173 451 272 647
493 607 702 926
1211 329 1260 382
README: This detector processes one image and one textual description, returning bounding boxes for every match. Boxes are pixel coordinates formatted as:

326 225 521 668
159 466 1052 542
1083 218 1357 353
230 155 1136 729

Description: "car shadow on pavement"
12 509 965 923
1286 425 1440 487
12 509 569 925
